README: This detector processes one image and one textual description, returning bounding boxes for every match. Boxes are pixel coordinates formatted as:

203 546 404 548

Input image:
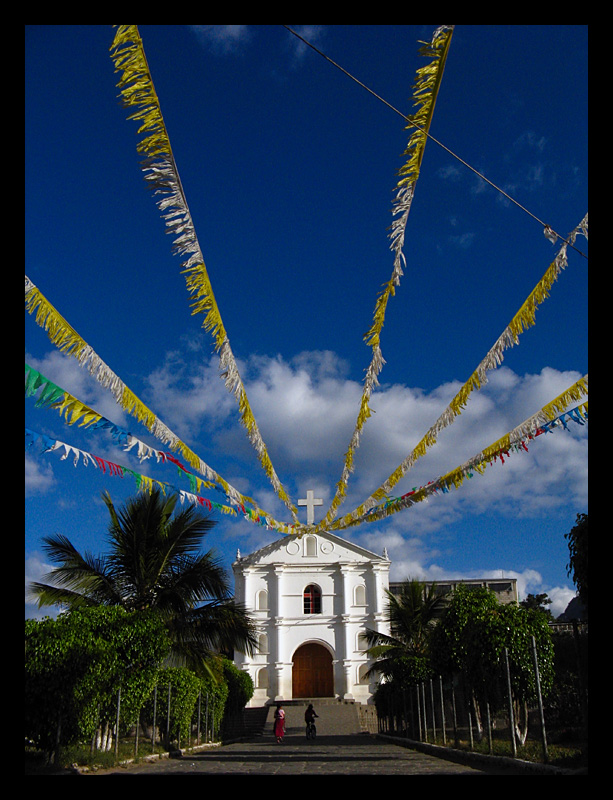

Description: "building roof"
233 529 390 569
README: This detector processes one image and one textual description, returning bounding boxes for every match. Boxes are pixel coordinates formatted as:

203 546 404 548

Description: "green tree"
25 606 170 760
145 666 202 748
430 585 554 746
519 592 554 619
566 512 588 611
139 660 231 749
29 489 257 672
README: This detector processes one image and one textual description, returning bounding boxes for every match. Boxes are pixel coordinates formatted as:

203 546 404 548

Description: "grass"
417 729 587 770
25 736 214 774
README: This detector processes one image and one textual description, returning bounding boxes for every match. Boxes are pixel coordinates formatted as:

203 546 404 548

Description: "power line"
282 25 588 260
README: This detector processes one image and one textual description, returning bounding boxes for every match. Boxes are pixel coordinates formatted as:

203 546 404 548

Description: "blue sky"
25 25 588 618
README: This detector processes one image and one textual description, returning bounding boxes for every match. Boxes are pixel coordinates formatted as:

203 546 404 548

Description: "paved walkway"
93 733 526 776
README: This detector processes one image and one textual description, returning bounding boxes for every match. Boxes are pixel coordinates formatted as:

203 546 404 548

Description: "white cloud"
513 131 547 153
25 453 55 497
28 346 582 613
437 164 462 182
141 349 587 527
546 585 578 618
449 231 476 249
144 350 235 439
190 25 252 55
25 552 60 620
284 26 326 65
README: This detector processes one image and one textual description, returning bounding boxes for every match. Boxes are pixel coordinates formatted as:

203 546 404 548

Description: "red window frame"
303 584 322 614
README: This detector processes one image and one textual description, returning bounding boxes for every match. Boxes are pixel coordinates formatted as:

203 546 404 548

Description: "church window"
256 589 268 610
354 584 366 605
256 667 269 689
303 584 322 614
305 535 317 557
357 632 369 651
258 632 269 654
358 664 370 685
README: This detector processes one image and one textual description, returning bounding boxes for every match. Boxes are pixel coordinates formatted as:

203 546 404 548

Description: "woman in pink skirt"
273 704 286 743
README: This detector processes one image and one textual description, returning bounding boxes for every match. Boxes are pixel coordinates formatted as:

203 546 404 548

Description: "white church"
232 491 518 708
232 493 391 707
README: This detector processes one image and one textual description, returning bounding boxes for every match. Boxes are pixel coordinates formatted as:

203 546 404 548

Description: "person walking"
273 704 286 743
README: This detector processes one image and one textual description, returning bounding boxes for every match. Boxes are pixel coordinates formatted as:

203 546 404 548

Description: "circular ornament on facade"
286 540 300 556
320 541 334 554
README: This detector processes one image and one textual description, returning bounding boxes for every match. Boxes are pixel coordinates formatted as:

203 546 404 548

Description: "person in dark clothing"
304 703 319 738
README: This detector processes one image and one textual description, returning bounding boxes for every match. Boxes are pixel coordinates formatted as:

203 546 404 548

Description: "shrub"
25 607 170 758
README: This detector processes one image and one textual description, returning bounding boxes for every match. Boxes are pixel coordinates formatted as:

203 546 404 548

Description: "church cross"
298 490 323 525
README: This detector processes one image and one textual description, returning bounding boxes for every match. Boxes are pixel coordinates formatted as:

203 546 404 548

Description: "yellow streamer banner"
26 28 588 539
109 25 297 521
316 25 455 532
325 213 588 530
24 276 297 530
331 378 588 530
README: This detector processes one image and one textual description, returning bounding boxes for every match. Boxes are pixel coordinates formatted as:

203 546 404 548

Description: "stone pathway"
93 733 525 775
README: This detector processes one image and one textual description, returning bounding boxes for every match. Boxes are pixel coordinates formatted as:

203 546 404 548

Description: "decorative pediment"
233 529 389 568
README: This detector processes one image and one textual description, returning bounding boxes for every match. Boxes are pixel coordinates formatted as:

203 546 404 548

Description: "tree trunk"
513 699 529 746
471 691 484 742
95 720 114 752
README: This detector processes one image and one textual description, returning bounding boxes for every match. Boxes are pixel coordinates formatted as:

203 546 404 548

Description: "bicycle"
306 720 317 739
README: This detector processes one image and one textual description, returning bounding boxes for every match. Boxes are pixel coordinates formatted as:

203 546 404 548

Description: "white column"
236 566 253 670
340 565 354 700
370 563 390 634
273 565 290 700
242 567 253 610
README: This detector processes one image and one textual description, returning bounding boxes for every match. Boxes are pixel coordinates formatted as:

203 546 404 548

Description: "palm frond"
365 580 450 682
29 488 258 669
168 599 258 664
28 582 99 609
37 533 123 605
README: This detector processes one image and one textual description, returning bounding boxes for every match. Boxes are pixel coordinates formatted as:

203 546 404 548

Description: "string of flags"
24 427 274 526
24 359 291 533
333 391 588 531
108 23 588 531
26 360 587 535
25 25 588 537
24 394 587 534
24 277 263 516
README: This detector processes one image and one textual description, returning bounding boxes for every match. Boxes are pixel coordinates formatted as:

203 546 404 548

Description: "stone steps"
221 705 271 740
223 699 378 740
281 700 361 737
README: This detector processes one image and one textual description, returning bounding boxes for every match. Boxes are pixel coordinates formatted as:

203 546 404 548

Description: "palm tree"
30 489 257 670
364 579 448 683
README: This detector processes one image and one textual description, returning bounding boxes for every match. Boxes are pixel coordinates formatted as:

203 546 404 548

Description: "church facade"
232 529 391 707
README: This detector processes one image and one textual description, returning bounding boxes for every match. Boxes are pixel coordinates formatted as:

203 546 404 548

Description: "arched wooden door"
292 643 334 698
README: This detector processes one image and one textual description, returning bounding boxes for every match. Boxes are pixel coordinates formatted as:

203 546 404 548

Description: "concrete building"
389 577 518 605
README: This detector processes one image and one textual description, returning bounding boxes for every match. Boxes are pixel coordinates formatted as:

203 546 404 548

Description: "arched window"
358 664 370 685
305 535 317 557
354 584 366 606
303 584 322 614
256 667 269 689
258 632 269 654
256 589 268 610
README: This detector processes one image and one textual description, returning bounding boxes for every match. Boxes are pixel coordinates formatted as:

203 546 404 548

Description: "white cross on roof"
298 490 323 525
